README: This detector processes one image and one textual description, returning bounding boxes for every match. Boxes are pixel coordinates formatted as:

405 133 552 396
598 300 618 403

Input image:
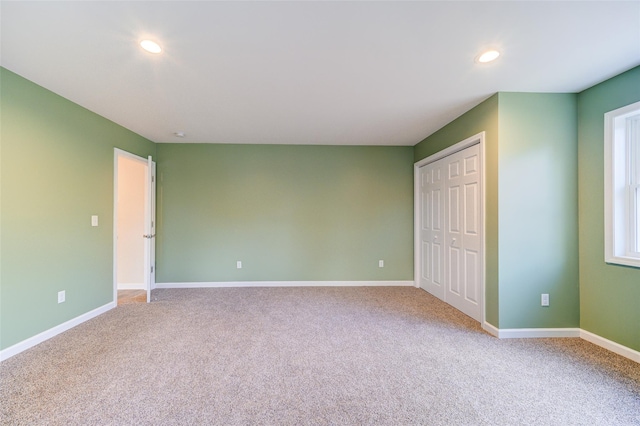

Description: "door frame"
413 131 486 323
113 148 156 304
145 155 156 302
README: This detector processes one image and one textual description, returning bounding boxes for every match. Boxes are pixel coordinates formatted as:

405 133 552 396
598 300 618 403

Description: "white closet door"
419 157 446 299
443 144 481 320
419 143 482 322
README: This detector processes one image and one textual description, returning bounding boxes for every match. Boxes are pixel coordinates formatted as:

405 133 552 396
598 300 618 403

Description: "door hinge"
151 266 154 273
152 176 155 183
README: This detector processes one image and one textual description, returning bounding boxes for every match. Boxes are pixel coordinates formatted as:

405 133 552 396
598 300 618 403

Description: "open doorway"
114 149 156 305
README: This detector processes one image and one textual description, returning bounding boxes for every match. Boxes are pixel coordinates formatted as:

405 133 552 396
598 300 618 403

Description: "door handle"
451 238 456 245
143 234 156 239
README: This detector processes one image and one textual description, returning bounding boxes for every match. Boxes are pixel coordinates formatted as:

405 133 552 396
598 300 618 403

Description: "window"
604 100 640 268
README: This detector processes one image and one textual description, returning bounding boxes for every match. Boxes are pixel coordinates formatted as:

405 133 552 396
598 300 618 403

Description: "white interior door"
419 157 445 299
144 156 156 303
418 143 483 321
443 145 481 320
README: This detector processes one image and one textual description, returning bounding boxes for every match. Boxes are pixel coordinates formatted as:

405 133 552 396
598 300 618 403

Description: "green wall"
0 68 156 350
414 94 500 326
498 93 579 329
578 66 640 352
414 93 580 329
2 61 639 356
155 144 414 282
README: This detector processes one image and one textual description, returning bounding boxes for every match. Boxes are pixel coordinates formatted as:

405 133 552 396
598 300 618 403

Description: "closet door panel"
419 158 446 299
444 145 482 321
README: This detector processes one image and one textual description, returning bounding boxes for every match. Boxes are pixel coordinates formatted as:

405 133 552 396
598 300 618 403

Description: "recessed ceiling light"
140 39 162 54
476 49 500 63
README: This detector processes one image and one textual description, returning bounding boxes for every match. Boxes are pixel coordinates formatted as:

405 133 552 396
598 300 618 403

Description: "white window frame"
604 100 640 268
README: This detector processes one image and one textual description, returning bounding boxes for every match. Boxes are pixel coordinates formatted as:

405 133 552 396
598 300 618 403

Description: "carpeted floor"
1 287 639 425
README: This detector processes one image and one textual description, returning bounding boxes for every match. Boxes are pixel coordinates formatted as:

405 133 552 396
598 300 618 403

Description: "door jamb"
413 131 486 324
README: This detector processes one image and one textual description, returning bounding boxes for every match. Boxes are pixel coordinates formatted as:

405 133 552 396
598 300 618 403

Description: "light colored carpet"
1 287 639 425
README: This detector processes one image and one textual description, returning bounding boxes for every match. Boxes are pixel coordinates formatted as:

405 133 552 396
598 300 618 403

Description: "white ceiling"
1 1 639 146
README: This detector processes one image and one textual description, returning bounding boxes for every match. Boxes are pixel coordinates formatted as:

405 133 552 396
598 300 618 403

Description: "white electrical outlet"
91 215 98 227
541 293 549 307
379 260 384 268
236 261 242 269
58 291 66 304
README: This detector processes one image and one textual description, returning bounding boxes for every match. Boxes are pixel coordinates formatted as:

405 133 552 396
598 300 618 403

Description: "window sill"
605 256 640 269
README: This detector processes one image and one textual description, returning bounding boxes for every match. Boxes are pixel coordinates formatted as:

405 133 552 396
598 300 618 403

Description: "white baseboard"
580 329 640 363
483 326 637 364
0 302 116 362
482 323 581 340
2 297 637 366
155 280 415 288
117 283 145 290
482 321 500 337
496 328 581 339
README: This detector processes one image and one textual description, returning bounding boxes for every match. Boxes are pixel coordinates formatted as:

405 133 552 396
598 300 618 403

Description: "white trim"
156 281 415 289
414 132 485 168
0 302 116 361
484 327 638 364
482 321 500 337
604 100 640 268
496 328 581 339
117 283 145 290
413 132 486 324
2 301 637 365
145 155 157 303
413 164 421 289
580 329 640 363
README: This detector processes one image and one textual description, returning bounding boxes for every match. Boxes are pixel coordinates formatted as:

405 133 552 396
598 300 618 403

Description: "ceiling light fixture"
476 49 500 63
140 39 162 54
174 131 185 138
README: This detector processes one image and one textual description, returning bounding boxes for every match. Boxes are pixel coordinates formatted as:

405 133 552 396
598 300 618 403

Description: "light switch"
91 215 98 227
236 261 242 269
